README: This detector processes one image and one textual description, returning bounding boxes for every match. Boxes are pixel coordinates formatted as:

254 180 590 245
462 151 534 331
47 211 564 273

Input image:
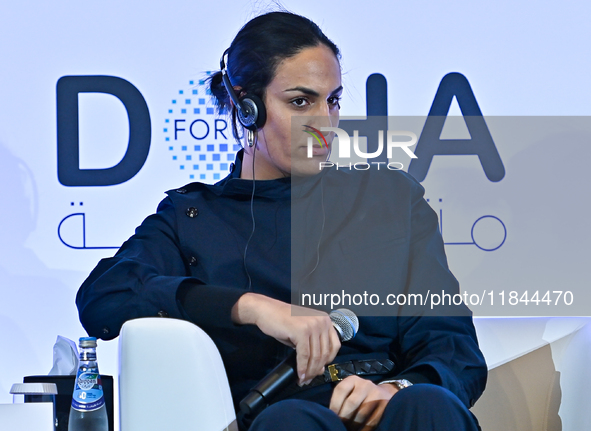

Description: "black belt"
312 358 395 386
276 358 395 401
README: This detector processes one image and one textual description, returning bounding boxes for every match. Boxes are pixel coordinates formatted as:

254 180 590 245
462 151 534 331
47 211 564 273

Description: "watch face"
394 379 412 389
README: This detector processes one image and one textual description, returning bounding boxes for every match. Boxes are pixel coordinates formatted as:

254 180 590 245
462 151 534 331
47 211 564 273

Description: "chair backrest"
119 318 237 431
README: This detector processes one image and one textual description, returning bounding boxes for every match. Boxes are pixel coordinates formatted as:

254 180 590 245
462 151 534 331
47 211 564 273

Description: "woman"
76 11 486 431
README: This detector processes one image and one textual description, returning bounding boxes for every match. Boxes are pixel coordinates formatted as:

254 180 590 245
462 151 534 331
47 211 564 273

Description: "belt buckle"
327 364 341 382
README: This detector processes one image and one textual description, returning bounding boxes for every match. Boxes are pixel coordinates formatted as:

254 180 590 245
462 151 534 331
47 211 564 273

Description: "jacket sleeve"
385 173 487 408
75 196 245 340
392 315 487 408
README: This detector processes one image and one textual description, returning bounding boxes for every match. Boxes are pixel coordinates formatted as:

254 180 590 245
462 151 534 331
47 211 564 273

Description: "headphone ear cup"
238 94 267 130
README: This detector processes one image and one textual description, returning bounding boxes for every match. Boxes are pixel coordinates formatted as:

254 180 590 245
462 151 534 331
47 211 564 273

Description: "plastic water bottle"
68 337 108 431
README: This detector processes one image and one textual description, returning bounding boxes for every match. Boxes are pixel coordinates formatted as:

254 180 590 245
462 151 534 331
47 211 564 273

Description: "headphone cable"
243 140 257 291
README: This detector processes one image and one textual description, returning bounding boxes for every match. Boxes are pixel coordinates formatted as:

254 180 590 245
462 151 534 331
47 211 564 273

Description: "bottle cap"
79 337 97 348
10 383 58 395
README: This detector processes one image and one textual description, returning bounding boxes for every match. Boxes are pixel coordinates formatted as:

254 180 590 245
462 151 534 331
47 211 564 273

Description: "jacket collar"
210 150 329 199
212 150 291 199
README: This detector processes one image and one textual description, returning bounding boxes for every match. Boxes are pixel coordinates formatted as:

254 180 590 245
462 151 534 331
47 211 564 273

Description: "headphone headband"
220 50 244 113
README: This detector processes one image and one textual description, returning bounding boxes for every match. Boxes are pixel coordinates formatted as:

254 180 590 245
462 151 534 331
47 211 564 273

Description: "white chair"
119 318 237 431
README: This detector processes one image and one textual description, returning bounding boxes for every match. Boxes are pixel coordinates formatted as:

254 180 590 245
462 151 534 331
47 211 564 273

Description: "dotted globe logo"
163 73 241 183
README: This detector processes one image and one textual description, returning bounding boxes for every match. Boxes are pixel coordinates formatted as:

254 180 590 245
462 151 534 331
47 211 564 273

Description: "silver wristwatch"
379 378 413 390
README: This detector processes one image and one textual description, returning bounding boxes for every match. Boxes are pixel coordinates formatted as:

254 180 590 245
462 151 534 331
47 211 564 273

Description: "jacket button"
176 188 187 194
189 256 198 266
157 310 169 318
102 326 110 335
185 207 199 218
229 163 235 172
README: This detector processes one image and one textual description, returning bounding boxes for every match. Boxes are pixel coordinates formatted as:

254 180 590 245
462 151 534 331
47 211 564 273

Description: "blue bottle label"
71 373 105 411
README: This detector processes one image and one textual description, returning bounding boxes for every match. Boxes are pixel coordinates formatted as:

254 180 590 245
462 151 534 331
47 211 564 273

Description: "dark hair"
208 11 340 141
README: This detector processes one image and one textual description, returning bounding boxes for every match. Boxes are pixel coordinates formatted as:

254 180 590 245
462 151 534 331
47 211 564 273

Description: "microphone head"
329 309 359 342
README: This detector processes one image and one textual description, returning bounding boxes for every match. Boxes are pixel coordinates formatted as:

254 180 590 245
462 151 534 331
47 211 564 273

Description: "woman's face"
248 44 342 179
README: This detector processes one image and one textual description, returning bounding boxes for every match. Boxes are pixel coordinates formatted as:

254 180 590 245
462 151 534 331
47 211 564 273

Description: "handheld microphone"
239 309 359 417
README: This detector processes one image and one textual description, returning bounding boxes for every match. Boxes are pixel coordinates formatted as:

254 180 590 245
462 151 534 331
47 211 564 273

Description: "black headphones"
220 49 267 132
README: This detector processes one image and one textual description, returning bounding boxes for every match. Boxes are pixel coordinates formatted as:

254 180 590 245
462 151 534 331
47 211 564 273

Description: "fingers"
330 376 396 431
296 315 335 385
331 376 374 422
350 400 385 431
328 323 341 362
329 375 356 413
306 326 323 382
296 336 311 384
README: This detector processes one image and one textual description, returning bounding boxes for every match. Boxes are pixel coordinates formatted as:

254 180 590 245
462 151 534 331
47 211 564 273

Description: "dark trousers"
249 384 480 431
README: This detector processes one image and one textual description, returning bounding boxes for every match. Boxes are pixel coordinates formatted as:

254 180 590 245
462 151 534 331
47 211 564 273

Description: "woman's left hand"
329 376 399 431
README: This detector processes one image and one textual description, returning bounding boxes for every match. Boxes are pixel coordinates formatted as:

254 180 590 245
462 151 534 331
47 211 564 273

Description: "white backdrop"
1 0 590 427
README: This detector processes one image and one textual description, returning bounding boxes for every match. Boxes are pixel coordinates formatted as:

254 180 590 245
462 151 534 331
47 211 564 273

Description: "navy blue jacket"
76 151 487 408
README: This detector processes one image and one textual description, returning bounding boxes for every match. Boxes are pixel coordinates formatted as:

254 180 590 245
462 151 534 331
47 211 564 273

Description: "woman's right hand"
231 292 341 385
